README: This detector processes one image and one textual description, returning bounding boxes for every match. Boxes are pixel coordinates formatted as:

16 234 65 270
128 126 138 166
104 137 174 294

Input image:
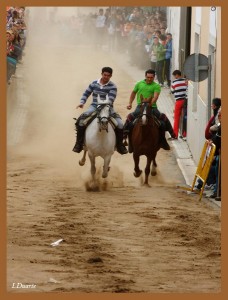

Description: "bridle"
97 103 111 131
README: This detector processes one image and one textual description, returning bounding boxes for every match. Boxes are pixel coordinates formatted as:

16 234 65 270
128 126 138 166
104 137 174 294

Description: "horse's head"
97 94 111 131
139 95 152 125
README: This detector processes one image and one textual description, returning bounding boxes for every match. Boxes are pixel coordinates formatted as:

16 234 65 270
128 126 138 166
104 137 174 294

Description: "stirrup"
117 145 128 154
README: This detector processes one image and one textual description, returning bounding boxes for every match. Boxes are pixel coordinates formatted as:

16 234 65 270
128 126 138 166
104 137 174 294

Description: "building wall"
215 8 221 97
167 7 181 71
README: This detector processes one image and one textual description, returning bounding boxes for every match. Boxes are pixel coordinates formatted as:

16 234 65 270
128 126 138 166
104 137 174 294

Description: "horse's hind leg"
133 153 142 177
102 155 111 178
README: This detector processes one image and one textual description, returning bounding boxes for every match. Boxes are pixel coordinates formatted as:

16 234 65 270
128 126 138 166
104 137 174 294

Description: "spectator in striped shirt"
171 70 188 138
72 67 128 155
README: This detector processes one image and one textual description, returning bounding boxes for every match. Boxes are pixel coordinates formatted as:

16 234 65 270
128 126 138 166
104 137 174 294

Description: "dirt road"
7 24 221 293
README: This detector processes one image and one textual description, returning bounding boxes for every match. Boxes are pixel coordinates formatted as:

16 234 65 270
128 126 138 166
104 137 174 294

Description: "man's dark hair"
145 69 156 76
172 70 182 76
160 34 167 41
212 97 221 107
102 67 113 74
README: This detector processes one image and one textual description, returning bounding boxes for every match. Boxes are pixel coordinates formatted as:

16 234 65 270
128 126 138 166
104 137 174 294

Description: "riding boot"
115 128 128 154
123 119 131 139
72 125 86 153
159 128 170 150
123 120 134 149
164 116 177 139
128 130 133 153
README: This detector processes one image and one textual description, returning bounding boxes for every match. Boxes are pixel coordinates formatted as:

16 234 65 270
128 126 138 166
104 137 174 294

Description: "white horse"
79 96 116 179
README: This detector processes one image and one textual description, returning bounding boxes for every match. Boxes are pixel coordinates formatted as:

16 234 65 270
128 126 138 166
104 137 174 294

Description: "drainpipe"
207 55 212 121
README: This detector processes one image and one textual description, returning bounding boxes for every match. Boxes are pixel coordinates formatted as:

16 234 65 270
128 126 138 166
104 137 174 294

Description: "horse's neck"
98 106 110 119
87 117 99 132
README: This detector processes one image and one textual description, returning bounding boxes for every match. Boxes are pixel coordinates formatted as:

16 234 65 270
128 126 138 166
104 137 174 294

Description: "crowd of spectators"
6 7 171 86
47 7 172 87
6 6 27 85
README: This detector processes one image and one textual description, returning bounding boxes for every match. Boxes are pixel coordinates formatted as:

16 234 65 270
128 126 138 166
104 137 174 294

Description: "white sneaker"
204 184 213 190
210 183 216 190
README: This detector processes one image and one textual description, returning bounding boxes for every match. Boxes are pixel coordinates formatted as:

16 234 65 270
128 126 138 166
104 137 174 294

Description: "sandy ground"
7 16 221 293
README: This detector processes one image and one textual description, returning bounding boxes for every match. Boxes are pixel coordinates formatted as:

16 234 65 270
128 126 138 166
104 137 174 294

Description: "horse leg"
133 153 142 177
151 157 157 176
88 153 96 180
144 156 152 186
102 155 111 178
79 150 87 166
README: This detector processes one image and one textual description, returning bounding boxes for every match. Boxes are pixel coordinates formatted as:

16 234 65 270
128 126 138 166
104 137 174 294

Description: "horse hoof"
102 174 108 178
151 171 157 176
143 183 151 187
85 181 100 192
134 170 142 177
79 160 85 166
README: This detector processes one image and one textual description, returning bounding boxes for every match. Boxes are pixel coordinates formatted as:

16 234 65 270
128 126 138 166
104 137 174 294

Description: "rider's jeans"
130 105 161 119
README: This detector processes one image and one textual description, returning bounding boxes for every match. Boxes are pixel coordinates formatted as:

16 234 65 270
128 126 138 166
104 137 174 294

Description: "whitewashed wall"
187 82 208 163
167 7 181 71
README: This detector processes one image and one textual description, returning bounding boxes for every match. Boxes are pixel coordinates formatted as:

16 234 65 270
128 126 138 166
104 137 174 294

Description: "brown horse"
131 97 160 186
